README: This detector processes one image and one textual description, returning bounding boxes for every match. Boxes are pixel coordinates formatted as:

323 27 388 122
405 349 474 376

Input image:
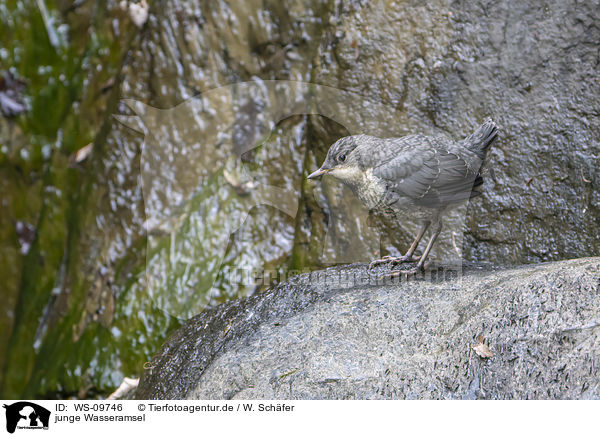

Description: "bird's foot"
368 255 419 270
384 263 424 279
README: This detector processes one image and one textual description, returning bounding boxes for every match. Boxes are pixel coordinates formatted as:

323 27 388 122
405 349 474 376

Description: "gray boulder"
135 257 600 399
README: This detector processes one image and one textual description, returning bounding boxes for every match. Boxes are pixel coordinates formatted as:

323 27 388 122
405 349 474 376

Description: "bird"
307 118 498 276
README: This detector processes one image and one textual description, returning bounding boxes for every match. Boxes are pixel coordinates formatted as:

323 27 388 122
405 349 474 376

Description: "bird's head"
307 135 363 183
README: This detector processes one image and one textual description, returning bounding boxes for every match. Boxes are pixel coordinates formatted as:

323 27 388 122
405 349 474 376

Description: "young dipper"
308 118 498 276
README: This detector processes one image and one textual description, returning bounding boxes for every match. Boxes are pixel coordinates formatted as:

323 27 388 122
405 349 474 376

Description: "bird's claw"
384 264 424 279
368 255 395 270
383 259 434 279
368 255 419 270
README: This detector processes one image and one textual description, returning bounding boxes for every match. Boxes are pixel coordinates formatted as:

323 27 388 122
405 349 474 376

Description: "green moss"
0 0 154 398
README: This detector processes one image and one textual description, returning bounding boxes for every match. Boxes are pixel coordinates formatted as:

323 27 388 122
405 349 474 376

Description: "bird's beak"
307 167 330 179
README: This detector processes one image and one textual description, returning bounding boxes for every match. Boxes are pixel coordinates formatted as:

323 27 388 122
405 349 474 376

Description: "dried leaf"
472 335 493 358
68 143 93 167
107 377 139 400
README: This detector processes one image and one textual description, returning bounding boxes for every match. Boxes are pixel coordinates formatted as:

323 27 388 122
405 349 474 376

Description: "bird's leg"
395 220 430 263
368 221 430 270
386 221 442 278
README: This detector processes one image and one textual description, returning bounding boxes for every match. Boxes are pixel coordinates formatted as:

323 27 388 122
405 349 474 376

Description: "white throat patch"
328 165 364 183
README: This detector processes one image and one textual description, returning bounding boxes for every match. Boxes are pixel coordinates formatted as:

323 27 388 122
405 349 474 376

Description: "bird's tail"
463 118 498 158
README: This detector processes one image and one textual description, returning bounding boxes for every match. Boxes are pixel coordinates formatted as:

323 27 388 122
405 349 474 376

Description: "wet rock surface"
136 257 600 400
2 0 599 398
305 0 600 266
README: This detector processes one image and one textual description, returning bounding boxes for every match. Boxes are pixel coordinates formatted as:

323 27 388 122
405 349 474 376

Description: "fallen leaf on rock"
472 334 493 358
107 377 139 400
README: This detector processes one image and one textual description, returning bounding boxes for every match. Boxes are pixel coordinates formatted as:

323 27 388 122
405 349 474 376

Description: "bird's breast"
353 170 390 211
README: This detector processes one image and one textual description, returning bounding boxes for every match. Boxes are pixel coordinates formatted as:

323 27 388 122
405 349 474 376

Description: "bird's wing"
372 136 482 208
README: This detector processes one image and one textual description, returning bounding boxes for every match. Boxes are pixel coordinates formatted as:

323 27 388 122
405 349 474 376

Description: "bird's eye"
338 153 346 162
